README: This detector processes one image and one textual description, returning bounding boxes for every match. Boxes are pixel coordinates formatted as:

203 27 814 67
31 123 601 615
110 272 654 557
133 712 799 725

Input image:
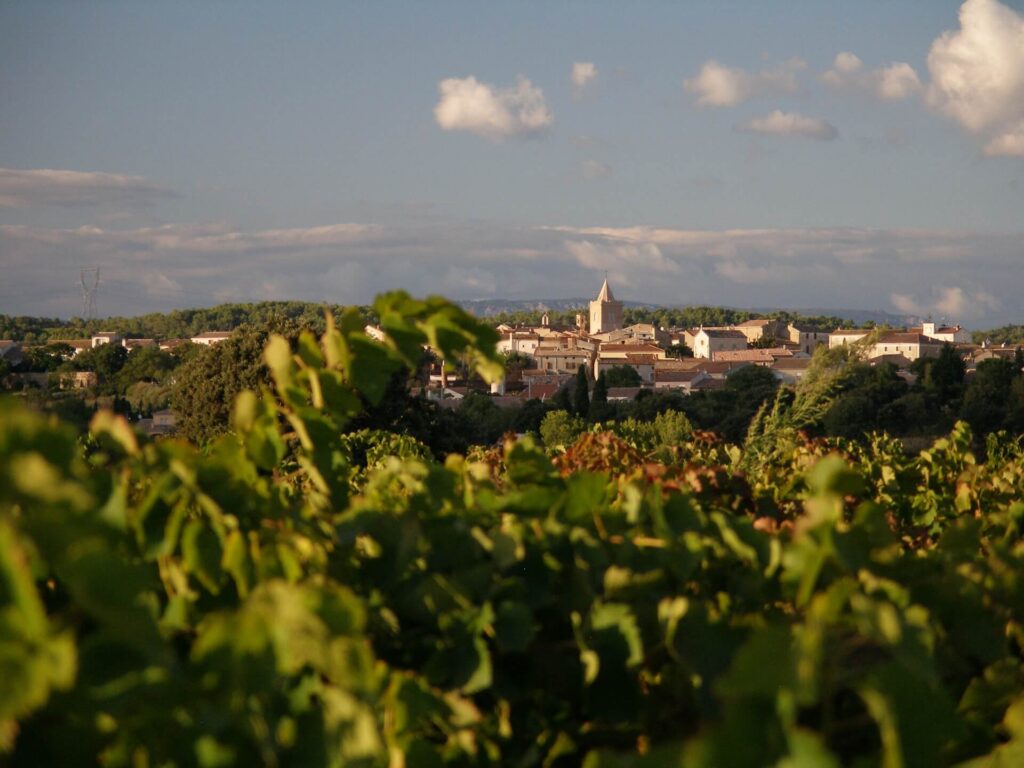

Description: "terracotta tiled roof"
607 387 642 400
699 329 746 339
599 342 663 352
876 332 943 345
655 370 703 383
772 358 812 370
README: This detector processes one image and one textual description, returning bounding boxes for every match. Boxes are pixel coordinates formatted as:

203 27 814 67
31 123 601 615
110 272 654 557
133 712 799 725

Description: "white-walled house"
869 332 944 362
829 329 870 349
91 331 123 348
497 331 541 357
918 322 970 344
190 331 232 346
692 329 747 359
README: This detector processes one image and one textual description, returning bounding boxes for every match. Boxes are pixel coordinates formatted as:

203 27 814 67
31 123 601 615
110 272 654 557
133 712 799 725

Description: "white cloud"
737 110 838 140
715 261 776 284
821 53 922 101
926 0 1024 152
875 63 923 101
0 167 174 208
571 62 597 91
683 58 805 107
891 286 1001 319
434 75 553 140
581 159 611 181
983 122 1024 156
833 52 863 74
565 240 675 276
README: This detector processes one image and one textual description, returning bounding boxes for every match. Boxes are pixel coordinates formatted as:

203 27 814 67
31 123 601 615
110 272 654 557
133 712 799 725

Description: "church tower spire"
588 275 624 334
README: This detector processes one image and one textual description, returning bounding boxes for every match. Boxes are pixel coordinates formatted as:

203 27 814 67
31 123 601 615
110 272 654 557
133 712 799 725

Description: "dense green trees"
961 357 1024 434
678 364 780 442
603 364 642 387
0 301 376 345
170 327 271 443
539 408 585 447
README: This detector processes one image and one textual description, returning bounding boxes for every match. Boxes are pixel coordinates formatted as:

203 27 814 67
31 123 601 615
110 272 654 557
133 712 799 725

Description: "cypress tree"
589 371 608 422
552 384 572 412
574 364 590 417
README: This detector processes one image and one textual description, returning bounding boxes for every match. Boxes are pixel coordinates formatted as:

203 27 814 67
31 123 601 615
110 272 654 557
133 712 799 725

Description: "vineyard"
5 292 1024 767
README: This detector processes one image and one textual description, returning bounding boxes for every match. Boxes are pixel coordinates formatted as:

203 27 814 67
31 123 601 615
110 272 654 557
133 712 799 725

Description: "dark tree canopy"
170 327 272 444
603 365 643 388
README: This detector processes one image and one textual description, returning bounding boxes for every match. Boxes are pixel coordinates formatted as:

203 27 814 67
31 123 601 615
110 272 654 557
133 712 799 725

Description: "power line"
79 266 100 319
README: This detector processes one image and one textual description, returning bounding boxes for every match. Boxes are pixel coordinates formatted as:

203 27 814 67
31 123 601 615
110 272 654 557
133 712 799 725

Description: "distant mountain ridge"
458 298 911 327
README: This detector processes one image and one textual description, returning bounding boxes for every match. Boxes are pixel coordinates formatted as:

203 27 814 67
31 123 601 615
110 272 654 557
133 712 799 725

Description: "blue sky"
1 0 1022 325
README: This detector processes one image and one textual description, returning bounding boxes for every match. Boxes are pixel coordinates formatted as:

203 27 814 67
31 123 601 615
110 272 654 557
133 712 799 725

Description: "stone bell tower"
588 276 623 334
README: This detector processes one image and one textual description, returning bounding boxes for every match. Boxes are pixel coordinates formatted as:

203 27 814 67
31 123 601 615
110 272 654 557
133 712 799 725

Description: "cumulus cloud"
571 62 597 92
926 0 1024 155
683 58 805 107
0 167 174 208
434 75 553 140
890 286 1001 319
983 122 1024 157
737 110 838 140
821 53 922 101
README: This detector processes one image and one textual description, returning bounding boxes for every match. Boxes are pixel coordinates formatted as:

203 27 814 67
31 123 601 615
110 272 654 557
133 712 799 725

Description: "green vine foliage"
4 291 1024 766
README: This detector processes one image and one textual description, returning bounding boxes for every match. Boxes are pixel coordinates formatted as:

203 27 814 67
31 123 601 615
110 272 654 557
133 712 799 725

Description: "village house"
496 330 541 357
158 339 191 352
711 347 800 365
788 323 831 355
122 338 158 351
653 369 709 393
829 329 871 348
596 342 667 382
734 318 786 344
64 339 93 357
691 328 747 359
136 409 179 438
606 386 643 402
770 357 813 384
868 332 944 362
154 410 178 432
534 345 592 374
591 323 668 346
190 331 233 346
91 331 123 348
59 371 98 389
916 322 971 344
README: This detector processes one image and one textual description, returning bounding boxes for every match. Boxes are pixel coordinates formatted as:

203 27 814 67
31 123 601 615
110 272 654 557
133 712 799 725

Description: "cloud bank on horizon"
1 0 1022 326
3 218 1020 326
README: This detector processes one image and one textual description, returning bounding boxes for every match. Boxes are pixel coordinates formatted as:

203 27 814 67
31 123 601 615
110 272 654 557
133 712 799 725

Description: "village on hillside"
416 278 1015 408
1 278 1021 437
